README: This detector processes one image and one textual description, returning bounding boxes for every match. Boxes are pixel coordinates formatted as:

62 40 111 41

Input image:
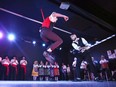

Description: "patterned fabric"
54 65 60 76
44 65 50 76
50 66 54 77
38 65 44 76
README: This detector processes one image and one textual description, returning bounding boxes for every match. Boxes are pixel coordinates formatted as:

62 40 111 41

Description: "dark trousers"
62 72 67 80
80 69 85 80
40 28 63 51
101 68 112 80
75 50 98 79
2 66 9 80
11 66 17 80
72 67 77 80
0 63 3 80
20 67 26 80
67 72 71 80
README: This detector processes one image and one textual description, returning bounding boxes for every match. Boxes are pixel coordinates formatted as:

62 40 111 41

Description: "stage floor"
0 81 116 87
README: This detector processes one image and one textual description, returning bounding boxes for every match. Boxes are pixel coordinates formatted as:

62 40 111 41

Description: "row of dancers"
0 55 115 81
0 56 27 80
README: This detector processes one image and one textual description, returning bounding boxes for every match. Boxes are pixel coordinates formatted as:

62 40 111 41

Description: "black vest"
78 38 85 47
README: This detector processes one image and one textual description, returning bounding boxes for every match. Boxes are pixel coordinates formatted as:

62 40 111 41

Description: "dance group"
32 61 60 81
0 56 27 80
40 12 100 81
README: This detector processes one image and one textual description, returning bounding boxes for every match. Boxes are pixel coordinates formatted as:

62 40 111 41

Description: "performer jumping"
40 12 69 64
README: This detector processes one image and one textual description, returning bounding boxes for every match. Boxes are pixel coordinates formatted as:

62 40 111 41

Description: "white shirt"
11 59 18 65
0 57 2 62
72 38 91 51
72 60 77 67
33 64 39 72
2 59 10 65
54 65 59 68
33 64 39 68
67 66 71 73
81 38 90 46
62 65 67 70
38 65 44 68
100 59 108 64
20 60 27 65
80 61 87 69
49 12 58 23
45 65 50 68
50 65 54 68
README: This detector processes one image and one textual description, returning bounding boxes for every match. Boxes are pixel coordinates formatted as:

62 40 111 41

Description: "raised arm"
50 12 69 21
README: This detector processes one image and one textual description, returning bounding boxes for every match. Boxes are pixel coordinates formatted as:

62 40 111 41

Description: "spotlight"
32 41 36 45
0 31 3 39
42 43 46 47
59 47 62 50
8 33 15 41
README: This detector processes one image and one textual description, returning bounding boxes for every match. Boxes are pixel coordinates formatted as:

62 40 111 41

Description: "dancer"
61 63 67 80
72 57 77 81
32 61 39 81
0 57 3 80
38 61 44 81
20 56 27 80
99 55 112 80
10 56 19 80
2 56 10 80
70 34 100 81
54 62 60 81
40 12 69 64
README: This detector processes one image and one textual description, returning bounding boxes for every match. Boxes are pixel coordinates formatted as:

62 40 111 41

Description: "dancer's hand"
64 16 69 21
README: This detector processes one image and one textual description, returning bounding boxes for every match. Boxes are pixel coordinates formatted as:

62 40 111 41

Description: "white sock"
47 48 52 52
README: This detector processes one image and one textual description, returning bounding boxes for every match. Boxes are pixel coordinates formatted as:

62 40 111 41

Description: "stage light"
60 2 70 10
42 43 46 47
59 47 62 50
8 33 15 41
0 32 3 39
32 41 36 45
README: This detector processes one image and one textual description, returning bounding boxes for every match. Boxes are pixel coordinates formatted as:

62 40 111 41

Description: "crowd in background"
0 55 116 81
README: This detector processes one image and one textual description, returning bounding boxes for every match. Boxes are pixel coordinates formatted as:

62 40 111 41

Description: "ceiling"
0 0 116 49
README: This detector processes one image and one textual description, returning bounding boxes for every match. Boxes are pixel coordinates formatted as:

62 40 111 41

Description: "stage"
0 81 116 87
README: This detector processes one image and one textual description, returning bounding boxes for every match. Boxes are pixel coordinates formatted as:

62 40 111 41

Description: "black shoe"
94 77 102 81
76 78 82 81
43 51 55 64
94 77 99 81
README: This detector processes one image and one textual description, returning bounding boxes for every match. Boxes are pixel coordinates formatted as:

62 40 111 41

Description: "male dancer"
70 34 100 81
20 57 27 80
72 57 77 80
40 12 69 63
2 56 10 80
10 56 19 80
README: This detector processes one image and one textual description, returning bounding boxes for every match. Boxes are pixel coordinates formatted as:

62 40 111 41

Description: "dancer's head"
70 34 77 41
